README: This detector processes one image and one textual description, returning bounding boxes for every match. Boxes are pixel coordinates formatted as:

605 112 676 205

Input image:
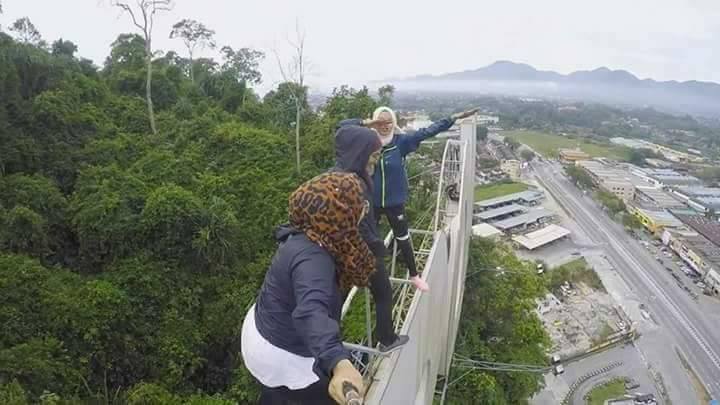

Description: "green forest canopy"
0 24 394 403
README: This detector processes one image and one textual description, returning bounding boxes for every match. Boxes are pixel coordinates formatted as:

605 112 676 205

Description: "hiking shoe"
379 335 409 353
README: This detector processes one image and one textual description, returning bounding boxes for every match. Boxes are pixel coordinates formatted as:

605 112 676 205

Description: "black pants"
368 255 397 346
258 378 334 405
374 204 417 277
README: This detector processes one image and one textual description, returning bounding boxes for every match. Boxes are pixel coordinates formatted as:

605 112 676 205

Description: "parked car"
553 365 564 375
635 393 656 404
625 381 640 390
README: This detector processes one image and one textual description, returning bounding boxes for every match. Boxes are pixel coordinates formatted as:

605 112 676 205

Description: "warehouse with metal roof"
472 223 503 239
473 203 525 221
629 206 683 234
513 224 571 250
492 208 556 233
475 190 544 210
635 186 685 209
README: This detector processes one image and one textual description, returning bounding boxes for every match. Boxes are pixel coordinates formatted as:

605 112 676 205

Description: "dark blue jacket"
339 118 455 208
254 226 349 377
330 125 385 257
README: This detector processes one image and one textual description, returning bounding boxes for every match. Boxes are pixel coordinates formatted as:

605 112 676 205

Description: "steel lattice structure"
338 119 477 404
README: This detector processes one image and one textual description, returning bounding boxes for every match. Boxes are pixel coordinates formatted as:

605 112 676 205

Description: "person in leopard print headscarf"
242 172 372 405
288 172 377 292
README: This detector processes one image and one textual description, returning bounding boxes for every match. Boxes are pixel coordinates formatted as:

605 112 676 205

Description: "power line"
453 362 549 373
451 354 550 374
465 266 538 278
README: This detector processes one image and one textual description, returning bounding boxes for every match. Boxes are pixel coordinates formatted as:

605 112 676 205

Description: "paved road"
532 161 720 401
567 345 658 404
532 343 658 404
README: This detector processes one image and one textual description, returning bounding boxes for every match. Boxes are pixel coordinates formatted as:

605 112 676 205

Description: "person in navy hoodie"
331 124 409 353
241 172 375 404
339 106 478 291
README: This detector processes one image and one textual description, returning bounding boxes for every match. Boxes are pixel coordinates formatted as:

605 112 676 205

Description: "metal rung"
343 342 390 356
408 228 434 235
389 277 414 285
341 286 359 319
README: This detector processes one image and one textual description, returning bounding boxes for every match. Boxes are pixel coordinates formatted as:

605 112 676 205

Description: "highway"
532 160 720 401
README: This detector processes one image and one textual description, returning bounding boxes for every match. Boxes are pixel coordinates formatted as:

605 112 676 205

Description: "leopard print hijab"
289 172 376 291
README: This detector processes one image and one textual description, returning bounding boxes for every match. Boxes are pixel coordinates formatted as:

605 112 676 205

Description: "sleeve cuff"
323 351 351 376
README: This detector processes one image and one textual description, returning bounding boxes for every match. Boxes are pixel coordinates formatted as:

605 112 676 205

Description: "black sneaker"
378 335 409 353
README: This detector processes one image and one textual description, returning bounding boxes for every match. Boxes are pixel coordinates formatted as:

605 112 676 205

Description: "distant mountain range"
388 61 720 118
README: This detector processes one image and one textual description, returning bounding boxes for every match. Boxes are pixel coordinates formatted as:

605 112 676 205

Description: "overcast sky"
2 0 719 94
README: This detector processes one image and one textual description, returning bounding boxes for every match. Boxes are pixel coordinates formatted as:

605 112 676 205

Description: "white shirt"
241 304 320 390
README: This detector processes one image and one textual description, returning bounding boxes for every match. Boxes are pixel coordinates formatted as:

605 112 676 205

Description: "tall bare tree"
274 22 309 174
169 19 216 84
111 0 173 135
10 17 42 45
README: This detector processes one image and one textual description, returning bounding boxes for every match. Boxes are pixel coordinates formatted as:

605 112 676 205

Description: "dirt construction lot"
537 283 627 358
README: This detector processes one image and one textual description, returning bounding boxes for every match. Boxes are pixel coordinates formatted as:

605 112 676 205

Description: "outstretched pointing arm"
337 117 393 131
400 108 480 155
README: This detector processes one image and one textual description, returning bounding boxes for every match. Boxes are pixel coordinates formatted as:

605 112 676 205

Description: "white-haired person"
338 106 478 292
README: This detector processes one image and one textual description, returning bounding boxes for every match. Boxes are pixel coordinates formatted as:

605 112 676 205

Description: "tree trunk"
146 43 157 135
295 104 301 174
189 51 195 84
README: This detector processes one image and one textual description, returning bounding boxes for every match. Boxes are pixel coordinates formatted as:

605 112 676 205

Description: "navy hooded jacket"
330 125 385 256
338 117 455 208
253 226 350 377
